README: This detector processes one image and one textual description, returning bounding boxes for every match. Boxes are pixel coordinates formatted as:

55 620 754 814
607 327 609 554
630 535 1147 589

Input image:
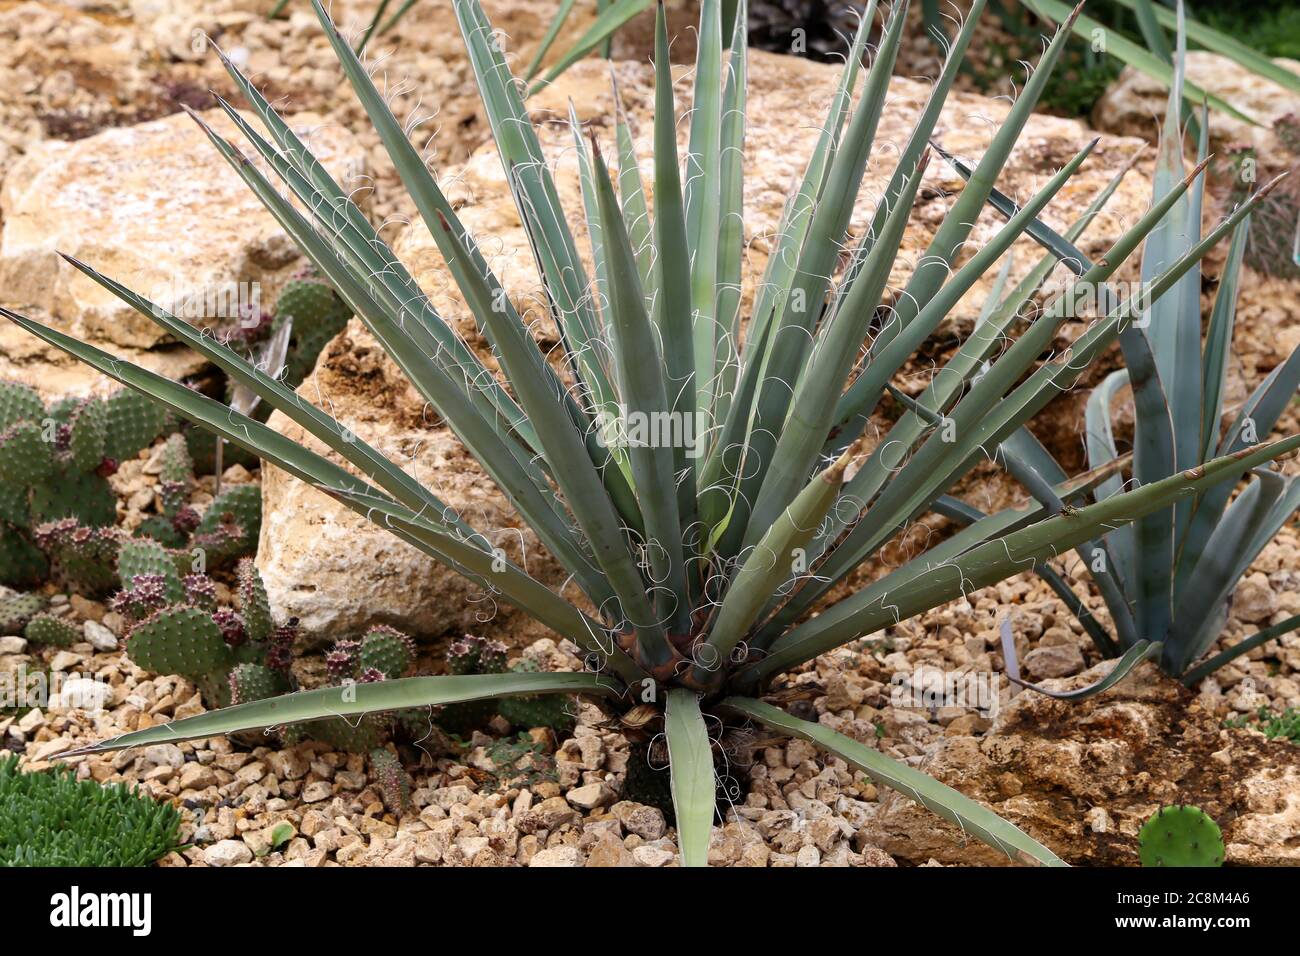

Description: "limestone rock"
203 839 253 867
870 662 1300 865
0 3 153 181
1231 572 1277 624
528 845 583 867
0 316 209 405
48 677 114 711
0 107 366 349
1094 52 1300 167
1023 643 1085 680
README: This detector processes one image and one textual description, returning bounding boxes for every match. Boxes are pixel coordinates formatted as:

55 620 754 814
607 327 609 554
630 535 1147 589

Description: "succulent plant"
439 636 574 733
33 521 121 597
34 477 258 600
0 382 168 588
117 557 294 708
23 613 81 648
0 381 248 597
0 591 48 635
287 624 421 752
958 19 1300 691
10 0 1297 869
0 755 183 866
369 746 412 814
270 270 354 388
1138 805 1225 867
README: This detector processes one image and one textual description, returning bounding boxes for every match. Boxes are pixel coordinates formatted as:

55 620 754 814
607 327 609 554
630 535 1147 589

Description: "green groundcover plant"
0 756 183 867
6 0 1296 867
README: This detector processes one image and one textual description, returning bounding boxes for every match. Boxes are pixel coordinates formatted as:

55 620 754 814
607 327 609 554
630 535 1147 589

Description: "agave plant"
7 0 1295 868
948 16 1300 690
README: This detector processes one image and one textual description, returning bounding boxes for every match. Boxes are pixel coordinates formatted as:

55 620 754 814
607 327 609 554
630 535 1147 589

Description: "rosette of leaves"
8 0 1297 868
0 755 183 867
941 19 1300 692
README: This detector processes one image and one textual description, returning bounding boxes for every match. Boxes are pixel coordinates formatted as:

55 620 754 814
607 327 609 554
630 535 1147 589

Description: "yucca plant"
953 17 1300 690
7 0 1296 867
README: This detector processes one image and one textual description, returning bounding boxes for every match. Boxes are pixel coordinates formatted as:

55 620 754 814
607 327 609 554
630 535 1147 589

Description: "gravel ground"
4 440 1295 867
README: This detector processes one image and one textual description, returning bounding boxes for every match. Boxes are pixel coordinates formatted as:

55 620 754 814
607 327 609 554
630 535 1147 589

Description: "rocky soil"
0 2 1298 867
5 512 1298 866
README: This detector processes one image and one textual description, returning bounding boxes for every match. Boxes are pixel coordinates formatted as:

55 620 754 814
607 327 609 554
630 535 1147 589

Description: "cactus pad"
102 388 169 463
0 381 44 432
1138 805 1225 867
228 662 288 705
194 483 260 566
66 399 107 472
118 537 183 601
29 464 116 527
236 559 272 642
33 520 119 595
24 613 81 647
272 279 352 387
369 748 411 814
0 592 48 634
0 524 48 588
356 625 417 680
126 605 232 678
0 421 55 485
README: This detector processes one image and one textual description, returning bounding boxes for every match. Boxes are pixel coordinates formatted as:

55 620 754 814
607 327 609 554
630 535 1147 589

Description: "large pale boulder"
0 107 367 350
257 322 577 646
0 318 207 405
1093 51 1300 166
259 50 1151 644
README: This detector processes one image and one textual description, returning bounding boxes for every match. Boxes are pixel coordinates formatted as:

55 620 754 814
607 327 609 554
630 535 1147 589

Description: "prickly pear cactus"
126 606 233 702
117 538 186 602
498 658 575 731
0 382 170 589
33 520 119 596
307 713 389 753
229 662 287 706
438 635 508 734
438 636 574 734
101 388 171 464
237 558 273 642
271 271 353 388
1138 805 1225 867
0 591 47 635
369 747 412 815
356 625 417 679
0 524 47 588
288 623 421 753
119 562 295 709
23 613 81 647
191 483 261 567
